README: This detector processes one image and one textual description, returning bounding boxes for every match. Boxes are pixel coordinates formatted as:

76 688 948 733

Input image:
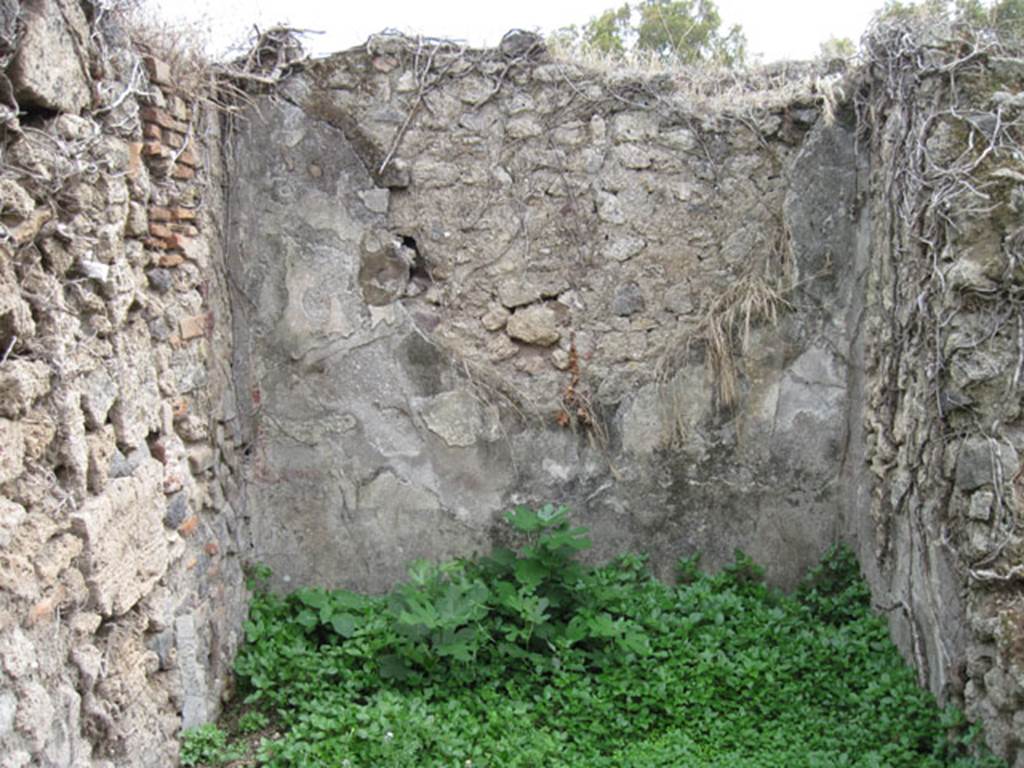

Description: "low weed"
206 505 1004 768
179 723 244 767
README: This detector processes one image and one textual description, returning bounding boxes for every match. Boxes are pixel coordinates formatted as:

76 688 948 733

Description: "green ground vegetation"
184 505 1005 768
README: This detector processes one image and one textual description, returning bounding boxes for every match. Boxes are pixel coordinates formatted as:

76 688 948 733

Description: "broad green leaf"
506 505 542 532
378 654 413 681
514 558 548 588
295 588 328 610
329 613 359 638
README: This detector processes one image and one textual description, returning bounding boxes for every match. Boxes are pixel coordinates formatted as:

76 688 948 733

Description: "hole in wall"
53 463 76 491
398 234 432 293
399 234 421 266
18 105 59 128
143 429 164 461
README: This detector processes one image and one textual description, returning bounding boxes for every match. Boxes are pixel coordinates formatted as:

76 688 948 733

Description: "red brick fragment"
148 222 172 239
140 105 172 128
142 141 167 159
139 105 169 126
372 55 398 72
139 105 189 133
27 595 57 626
179 314 207 341
171 164 195 180
163 233 189 250
177 146 199 168
157 253 185 268
171 224 199 238
178 515 199 536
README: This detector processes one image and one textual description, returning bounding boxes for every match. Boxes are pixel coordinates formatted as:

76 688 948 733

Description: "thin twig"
0 334 15 365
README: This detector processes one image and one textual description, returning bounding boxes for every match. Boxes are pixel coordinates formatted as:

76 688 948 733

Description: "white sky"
149 0 884 62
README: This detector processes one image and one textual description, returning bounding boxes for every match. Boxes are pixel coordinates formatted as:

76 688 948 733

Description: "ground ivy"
190 505 1005 768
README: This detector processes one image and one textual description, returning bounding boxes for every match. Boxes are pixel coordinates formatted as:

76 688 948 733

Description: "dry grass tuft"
98 3 309 110
659 273 790 414
545 35 840 117
105 1 219 95
697 274 790 409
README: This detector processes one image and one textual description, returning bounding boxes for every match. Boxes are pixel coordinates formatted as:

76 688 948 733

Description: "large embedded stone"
0 689 15 738
14 679 53 752
359 229 413 306
611 282 645 316
0 269 35 345
506 305 560 346
79 363 117 429
175 612 209 729
0 359 49 418
0 179 35 223
420 390 483 448
0 418 24 484
955 437 1019 492
611 111 659 142
601 235 646 262
109 321 160 448
0 496 25 547
0 627 37 679
86 425 117 493
71 458 170 617
620 384 665 454
52 385 88 497
480 304 510 331
497 276 568 309
8 0 91 114
967 491 995 522
663 284 695 315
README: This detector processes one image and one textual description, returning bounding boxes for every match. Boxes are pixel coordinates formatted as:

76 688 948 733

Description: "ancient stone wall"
1 3 1022 766
225 30 1024 764
225 34 863 594
849 29 1024 765
0 2 247 766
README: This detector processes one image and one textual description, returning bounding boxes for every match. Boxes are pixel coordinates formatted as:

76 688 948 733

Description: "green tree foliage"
582 4 632 56
819 35 856 59
879 0 1024 37
555 0 746 66
955 0 1024 35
